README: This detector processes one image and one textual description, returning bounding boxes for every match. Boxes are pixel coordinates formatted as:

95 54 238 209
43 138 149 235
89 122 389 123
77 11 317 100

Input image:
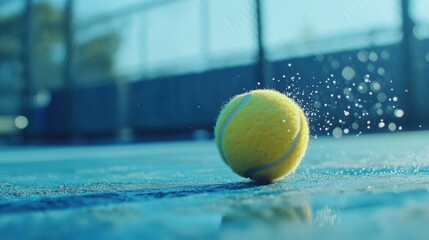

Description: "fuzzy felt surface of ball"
214 89 309 183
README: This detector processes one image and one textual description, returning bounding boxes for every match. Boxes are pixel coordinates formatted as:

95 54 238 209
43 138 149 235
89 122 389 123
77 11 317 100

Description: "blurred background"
0 0 428 144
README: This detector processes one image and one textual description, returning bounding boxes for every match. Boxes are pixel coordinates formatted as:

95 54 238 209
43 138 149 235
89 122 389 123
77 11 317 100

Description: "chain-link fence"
0 0 428 142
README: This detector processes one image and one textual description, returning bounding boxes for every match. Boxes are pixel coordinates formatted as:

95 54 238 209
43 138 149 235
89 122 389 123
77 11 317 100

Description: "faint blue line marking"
219 94 251 164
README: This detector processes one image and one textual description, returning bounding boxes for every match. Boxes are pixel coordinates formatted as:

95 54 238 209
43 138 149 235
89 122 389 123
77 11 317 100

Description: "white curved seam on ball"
244 107 301 179
219 94 252 163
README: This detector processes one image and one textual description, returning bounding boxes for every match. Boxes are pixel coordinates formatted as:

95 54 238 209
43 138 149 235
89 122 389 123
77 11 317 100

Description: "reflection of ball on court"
215 89 309 183
222 204 313 225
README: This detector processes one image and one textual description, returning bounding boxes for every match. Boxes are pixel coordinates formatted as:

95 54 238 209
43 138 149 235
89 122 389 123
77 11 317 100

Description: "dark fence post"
255 0 269 89
20 0 33 143
64 0 74 140
400 0 417 129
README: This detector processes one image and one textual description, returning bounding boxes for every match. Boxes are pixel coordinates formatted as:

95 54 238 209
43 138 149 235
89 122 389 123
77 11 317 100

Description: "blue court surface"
1 131 429 239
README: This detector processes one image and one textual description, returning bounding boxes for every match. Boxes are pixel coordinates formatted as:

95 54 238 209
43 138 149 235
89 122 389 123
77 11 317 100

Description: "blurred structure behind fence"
0 0 428 143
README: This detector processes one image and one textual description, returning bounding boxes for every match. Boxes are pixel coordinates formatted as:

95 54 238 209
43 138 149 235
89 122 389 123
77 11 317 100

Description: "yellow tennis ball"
214 89 309 183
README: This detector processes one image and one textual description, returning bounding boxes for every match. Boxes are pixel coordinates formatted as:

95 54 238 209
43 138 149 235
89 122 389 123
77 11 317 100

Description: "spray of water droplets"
272 50 405 139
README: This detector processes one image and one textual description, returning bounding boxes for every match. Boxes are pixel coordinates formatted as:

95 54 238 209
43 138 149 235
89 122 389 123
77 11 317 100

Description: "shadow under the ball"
0 181 264 214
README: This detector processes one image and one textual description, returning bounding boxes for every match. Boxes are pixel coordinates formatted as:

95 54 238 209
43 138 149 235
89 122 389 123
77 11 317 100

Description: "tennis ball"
214 89 309 183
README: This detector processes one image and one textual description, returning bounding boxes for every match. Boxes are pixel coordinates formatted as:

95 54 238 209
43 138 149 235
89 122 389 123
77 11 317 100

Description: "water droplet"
358 82 368 94
15 116 28 129
370 82 381 91
394 109 404 118
357 51 369 62
333 127 343 139
369 51 378 62
342 66 355 81
331 60 340 69
381 50 390 60
388 122 397 132
377 92 387 102
313 101 322 109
